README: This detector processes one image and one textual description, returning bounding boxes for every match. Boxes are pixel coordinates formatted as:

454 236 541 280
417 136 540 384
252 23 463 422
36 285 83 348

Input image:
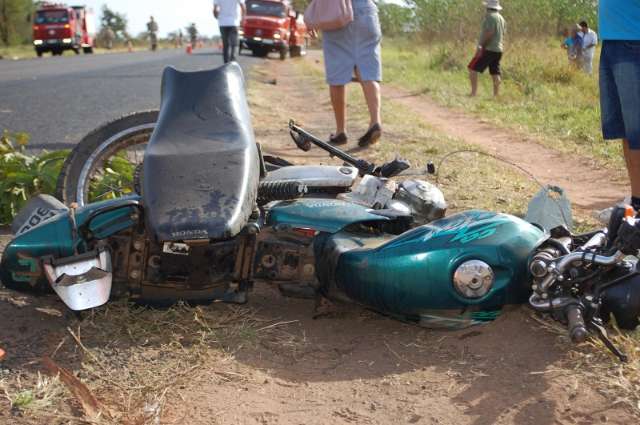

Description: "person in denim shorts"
599 1 640 210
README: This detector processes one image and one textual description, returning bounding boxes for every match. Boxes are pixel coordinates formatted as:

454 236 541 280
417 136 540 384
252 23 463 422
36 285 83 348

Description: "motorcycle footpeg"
42 247 113 311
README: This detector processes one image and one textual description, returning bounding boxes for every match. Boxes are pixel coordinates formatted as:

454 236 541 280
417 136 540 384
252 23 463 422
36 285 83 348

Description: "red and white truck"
240 0 307 60
32 3 96 57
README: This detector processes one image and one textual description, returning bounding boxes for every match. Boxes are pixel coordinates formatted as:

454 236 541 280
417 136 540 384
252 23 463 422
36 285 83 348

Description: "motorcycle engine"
395 179 447 224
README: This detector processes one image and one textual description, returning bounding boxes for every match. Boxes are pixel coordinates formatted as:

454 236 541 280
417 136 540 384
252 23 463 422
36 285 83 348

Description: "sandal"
358 123 382 147
329 132 348 145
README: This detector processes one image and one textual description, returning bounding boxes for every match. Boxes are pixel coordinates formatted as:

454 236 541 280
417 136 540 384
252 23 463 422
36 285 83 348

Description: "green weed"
382 38 623 168
0 131 68 224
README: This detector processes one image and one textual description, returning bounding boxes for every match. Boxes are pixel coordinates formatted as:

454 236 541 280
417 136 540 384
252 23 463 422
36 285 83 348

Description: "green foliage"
87 151 137 203
0 131 68 225
100 5 128 39
12 390 34 409
381 38 620 167
378 1 414 36
291 0 310 11
0 0 34 45
393 0 598 42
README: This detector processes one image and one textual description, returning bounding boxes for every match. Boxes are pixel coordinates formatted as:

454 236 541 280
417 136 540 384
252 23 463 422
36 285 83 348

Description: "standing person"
579 20 598 74
468 0 506 97
561 25 582 66
322 0 383 147
599 1 640 210
147 16 158 51
104 26 115 50
213 0 245 64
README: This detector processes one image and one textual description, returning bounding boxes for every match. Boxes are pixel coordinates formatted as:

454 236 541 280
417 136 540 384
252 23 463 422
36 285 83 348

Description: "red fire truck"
240 0 307 60
32 3 96 57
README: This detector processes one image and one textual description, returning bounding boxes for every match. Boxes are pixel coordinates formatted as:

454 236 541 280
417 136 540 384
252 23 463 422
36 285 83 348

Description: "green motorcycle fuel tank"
314 210 545 328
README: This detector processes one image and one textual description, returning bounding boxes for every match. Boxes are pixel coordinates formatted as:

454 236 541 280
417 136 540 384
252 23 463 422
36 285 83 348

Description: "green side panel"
333 210 545 320
0 196 140 291
267 198 388 233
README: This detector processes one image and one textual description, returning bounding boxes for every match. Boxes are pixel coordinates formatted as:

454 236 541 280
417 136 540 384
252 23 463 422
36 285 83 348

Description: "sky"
81 0 222 37
80 0 406 38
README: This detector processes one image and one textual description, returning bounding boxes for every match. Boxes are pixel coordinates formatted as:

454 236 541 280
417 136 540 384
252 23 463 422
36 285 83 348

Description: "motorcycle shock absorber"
257 180 308 206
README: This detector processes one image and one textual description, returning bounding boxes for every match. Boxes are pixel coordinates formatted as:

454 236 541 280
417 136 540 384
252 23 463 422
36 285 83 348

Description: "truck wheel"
252 47 269 58
279 47 287 61
289 45 301 58
83 46 94 54
36 49 43 58
56 110 158 206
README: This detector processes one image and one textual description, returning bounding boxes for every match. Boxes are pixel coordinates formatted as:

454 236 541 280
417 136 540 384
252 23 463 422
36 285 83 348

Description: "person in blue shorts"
599 1 640 210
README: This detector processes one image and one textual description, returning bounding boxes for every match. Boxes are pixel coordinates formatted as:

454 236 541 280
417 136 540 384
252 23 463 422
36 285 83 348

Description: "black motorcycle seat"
143 64 260 242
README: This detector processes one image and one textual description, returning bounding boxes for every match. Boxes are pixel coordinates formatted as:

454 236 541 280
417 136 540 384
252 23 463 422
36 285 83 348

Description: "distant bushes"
380 0 598 42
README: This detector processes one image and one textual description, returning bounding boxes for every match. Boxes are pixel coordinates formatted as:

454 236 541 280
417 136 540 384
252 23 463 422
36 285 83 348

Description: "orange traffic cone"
186 43 193 54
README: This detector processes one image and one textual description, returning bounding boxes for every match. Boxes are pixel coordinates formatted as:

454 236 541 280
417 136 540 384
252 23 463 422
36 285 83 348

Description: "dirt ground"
1 55 639 424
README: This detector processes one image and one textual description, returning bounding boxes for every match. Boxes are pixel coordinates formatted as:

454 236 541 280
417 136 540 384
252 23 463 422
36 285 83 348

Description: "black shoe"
358 123 382 147
329 132 348 145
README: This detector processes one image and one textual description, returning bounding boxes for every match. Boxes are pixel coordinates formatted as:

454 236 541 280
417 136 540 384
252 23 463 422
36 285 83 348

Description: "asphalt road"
0 48 260 150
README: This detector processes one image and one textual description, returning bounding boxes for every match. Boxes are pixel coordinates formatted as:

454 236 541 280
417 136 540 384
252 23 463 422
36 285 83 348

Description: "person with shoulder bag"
306 0 383 147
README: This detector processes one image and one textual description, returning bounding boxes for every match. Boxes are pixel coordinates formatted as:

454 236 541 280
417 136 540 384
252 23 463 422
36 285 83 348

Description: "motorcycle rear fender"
0 196 140 292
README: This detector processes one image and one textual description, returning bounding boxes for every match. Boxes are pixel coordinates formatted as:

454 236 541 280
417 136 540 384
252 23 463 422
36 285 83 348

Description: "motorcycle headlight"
453 260 494 299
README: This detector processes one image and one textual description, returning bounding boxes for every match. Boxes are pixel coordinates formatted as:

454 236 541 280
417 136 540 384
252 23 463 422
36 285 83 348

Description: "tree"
100 5 128 40
291 0 310 11
378 1 415 36
0 0 32 46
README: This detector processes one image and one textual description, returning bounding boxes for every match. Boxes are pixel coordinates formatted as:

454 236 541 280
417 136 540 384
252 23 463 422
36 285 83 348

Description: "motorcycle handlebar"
565 304 588 343
288 121 375 176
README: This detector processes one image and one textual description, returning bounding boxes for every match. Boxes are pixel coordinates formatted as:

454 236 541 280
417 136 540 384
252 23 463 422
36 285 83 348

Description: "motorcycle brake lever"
589 319 628 362
289 130 312 152
376 158 411 178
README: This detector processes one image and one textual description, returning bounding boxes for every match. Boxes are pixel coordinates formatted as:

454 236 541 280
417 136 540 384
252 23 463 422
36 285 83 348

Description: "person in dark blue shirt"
599 1 640 210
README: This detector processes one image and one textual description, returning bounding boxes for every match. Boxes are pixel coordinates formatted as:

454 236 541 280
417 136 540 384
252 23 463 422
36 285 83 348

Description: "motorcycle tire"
56 110 158 206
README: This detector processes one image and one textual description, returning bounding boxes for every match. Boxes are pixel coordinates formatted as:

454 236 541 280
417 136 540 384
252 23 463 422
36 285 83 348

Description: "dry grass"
0 299 301 424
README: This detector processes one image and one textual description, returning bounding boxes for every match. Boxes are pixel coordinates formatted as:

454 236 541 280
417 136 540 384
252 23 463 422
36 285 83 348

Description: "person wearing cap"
468 0 506 97
599 1 640 211
579 20 598 74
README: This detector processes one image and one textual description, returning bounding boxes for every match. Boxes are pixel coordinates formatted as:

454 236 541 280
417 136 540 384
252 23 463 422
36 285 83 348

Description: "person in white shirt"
579 20 598 74
213 0 246 63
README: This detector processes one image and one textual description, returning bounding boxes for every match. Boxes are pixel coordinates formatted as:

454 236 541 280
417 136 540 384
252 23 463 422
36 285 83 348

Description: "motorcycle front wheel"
56 110 158 206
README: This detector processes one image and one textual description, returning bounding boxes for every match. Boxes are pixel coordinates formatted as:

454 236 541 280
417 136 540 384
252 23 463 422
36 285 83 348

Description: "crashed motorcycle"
1 64 639 359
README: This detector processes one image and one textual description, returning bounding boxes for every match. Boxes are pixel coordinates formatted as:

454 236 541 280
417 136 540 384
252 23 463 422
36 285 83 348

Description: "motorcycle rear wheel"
56 110 158 206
